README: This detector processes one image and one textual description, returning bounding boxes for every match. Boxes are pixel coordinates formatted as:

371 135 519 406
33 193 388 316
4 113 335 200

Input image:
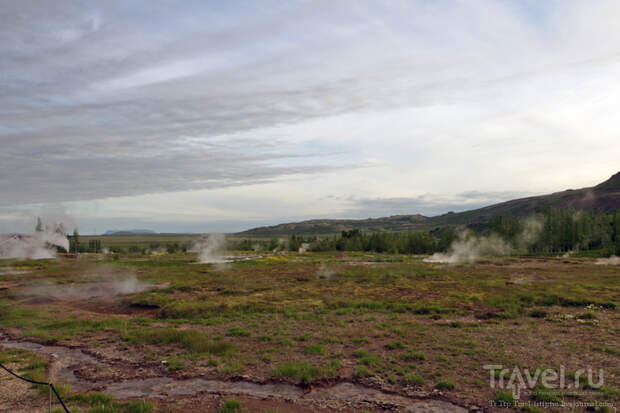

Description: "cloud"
341 191 533 217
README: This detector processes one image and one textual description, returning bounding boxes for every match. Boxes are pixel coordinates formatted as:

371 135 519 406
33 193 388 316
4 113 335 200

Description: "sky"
1 0 619 234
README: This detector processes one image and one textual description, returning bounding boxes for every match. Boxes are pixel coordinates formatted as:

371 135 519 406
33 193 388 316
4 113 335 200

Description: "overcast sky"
1 0 619 233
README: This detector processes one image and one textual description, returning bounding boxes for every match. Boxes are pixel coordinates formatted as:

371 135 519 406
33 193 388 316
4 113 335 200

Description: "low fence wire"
0 360 70 413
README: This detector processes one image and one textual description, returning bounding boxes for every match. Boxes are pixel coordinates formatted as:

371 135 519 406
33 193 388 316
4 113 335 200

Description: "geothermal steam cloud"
0 230 69 260
424 231 512 264
25 275 152 299
424 217 544 264
192 234 228 264
595 256 620 265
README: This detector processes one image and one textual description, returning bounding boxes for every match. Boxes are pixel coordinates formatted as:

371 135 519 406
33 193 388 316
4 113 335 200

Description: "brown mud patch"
0 332 468 413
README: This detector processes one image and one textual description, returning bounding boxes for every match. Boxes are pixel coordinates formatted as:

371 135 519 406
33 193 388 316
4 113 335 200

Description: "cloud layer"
2 1 620 231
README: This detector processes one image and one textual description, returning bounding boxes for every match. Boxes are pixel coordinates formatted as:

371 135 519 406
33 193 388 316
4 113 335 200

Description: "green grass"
532 386 563 403
355 365 372 378
354 349 369 358
401 373 425 386
1 251 619 411
124 328 234 355
217 400 242 413
304 344 326 355
227 327 251 337
434 380 455 391
401 351 426 361
271 360 339 383
493 390 516 406
68 392 153 413
385 340 406 350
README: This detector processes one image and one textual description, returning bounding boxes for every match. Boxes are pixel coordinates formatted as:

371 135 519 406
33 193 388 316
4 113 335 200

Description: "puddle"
0 334 466 412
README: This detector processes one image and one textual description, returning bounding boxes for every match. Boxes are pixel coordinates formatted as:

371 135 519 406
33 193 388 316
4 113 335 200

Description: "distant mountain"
103 229 156 235
238 172 620 236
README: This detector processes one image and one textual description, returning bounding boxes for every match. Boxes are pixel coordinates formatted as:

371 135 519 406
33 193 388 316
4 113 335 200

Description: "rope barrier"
0 360 70 413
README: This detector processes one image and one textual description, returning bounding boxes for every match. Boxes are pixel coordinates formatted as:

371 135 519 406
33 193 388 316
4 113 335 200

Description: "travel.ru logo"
484 364 604 399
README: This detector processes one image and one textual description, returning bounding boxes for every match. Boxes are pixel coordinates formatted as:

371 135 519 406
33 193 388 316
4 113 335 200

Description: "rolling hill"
239 171 620 236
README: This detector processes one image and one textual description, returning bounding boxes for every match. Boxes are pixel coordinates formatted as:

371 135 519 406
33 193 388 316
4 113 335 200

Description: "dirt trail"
0 334 468 413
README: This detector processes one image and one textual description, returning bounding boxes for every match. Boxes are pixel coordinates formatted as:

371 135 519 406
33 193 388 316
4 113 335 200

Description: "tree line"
61 207 620 257
266 208 620 256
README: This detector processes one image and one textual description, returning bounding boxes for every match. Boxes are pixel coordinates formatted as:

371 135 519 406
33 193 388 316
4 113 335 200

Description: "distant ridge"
238 172 620 236
103 229 156 235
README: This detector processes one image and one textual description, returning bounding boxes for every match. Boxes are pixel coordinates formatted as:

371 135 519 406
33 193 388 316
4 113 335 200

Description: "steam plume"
0 216 71 259
425 217 544 264
192 234 228 263
24 275 152 298
595 256 620 265
424 231 512 264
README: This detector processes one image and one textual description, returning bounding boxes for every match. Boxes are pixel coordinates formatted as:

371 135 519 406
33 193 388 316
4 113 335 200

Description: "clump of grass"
385 341 406 350
401 351 426 362
227 327 251 337
354 349 369 358
126 400 154 413
304 344 326 355
359 355 381 366
166 356 185 372
294 333 312 341
449 321 463 328
532 386 563 403
271 361 322 383
435 380 455 390
355 365 372 378
401 373 425 386
217 399 242 413
219 359 244 375
493 390 516 406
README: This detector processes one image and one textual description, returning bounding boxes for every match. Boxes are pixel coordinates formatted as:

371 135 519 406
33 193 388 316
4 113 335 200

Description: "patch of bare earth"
0 364 49 413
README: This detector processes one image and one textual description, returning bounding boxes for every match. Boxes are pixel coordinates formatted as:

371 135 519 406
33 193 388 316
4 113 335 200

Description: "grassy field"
0 251 619 412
